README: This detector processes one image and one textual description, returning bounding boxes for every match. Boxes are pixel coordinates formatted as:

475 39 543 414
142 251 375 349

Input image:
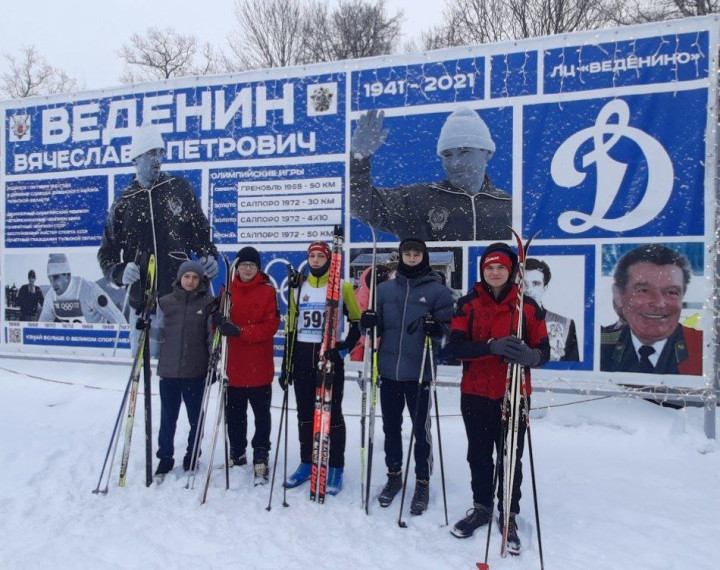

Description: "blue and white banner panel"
1 16 716 389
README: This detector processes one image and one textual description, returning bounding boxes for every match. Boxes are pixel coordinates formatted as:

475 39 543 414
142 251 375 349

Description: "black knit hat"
28 269 36 279
236 246 261 267
398 238 427 254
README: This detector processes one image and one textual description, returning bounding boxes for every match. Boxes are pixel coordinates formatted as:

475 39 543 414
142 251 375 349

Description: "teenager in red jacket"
217 246 280 484
444 243 549 554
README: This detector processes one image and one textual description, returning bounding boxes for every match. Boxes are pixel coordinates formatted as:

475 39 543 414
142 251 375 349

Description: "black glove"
323 346 342 361
218 321 240 337
360 310 378 330
507 342 541 366
288 268 303 288
278 370 292 389
135 316 151 331
423 315 444 339
489 336 522 358
211 312 225 328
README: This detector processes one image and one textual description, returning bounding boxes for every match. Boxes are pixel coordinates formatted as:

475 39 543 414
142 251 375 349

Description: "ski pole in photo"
118 254 156 488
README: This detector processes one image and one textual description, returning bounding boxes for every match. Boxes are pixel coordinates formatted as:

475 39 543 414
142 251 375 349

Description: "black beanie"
28 269 36 279
397 237 431 278
236 246 261 267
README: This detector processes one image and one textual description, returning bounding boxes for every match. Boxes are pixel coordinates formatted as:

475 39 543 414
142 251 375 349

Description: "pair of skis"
93 254 157 494
478 228 544 570
183 254 233 493
310 226 344 503
360 227 379 514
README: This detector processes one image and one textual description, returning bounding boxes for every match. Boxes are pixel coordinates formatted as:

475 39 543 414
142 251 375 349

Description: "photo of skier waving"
350 107 511 242
97 126 218 356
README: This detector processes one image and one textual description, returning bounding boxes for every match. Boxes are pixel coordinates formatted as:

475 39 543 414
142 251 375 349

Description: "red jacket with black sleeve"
225 271 280 388
447 282 549 400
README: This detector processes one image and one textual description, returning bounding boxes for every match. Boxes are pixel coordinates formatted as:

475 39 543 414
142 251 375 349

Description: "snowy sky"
0 0 444 92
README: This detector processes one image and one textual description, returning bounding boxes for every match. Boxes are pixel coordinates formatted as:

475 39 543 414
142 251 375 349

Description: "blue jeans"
157 377 204 459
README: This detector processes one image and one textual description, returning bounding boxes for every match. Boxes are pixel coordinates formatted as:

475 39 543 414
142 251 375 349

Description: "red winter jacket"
448 282 549 400
225 271 280 388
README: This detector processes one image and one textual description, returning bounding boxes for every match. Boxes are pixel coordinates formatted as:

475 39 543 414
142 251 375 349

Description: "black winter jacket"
350 157 511 241
98 173 217 309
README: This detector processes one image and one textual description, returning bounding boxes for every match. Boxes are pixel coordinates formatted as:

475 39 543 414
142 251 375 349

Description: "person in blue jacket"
361 237 454 515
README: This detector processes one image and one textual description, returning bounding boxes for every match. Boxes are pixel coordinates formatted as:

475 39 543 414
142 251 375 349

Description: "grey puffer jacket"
376 272 454 382
157 275 215 379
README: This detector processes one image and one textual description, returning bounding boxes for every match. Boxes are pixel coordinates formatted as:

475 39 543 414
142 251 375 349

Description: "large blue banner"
1 16 716 388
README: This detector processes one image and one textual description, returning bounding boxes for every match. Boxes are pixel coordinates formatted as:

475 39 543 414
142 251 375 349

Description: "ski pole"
142 329 153 487
185 342 220 489
398 335 430 528
266 386 289 511
359 369 368 509
111 287 131 357
92 373 133 494
429 336 448 526
200 377 228 505
112 250 142 357
526 422 545 570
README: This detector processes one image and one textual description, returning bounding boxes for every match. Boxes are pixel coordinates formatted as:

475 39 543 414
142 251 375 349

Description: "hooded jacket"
375 271 454 382
98 172 217 310
224 271 281 388
446 243 550 399
157 272 215 379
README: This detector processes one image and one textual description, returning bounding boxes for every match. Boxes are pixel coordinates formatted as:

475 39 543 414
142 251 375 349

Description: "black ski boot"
183 449 202 471
451 504 492 538
253 459 269 486
378 471 402 507
409 479 430 515
154 456 174 483
229 453 247 467
498 514 521 555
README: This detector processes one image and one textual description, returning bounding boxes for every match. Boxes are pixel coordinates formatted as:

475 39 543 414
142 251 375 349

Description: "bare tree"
119 26 222 83
607 0 720 25
227 0 307 70
419 0 615 47
1 45 79 99
302 0 403 63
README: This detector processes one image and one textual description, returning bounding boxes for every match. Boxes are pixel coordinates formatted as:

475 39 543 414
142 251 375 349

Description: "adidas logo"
419 297 427 303
196 310 204 314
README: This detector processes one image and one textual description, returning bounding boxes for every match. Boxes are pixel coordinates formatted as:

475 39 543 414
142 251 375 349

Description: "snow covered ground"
0 357 717 570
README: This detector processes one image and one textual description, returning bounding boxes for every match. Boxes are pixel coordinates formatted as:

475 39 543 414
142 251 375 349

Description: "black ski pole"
429 338 448 526
266 386 288 511
478 419 505 570
143 328 153 487
398 335 430 528
526 423 545 570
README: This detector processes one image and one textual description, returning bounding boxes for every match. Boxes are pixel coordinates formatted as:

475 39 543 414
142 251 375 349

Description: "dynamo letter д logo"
551 99 673 234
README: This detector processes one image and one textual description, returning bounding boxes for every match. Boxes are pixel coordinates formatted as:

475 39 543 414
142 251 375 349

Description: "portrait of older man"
600 244 702 375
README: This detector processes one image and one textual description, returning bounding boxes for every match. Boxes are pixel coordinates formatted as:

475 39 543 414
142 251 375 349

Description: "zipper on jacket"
395 278 411 380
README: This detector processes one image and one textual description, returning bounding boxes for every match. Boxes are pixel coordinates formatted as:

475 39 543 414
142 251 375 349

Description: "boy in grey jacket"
361 238 454 514
154 259 216 478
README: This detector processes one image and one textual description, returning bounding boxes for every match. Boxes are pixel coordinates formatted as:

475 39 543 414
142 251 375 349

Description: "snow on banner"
0 16 716 390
